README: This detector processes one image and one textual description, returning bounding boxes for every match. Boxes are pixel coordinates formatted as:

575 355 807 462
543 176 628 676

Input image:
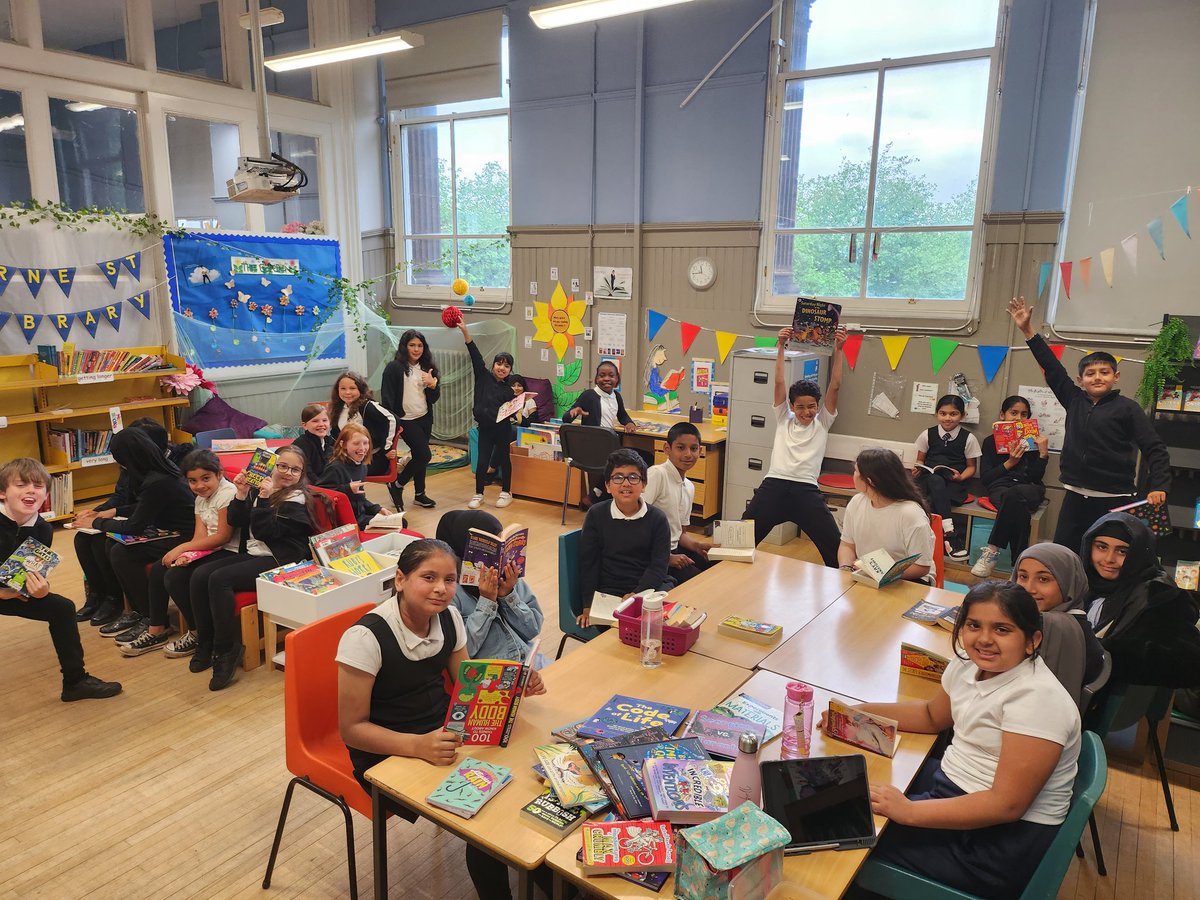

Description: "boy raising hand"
1008 297 1170 553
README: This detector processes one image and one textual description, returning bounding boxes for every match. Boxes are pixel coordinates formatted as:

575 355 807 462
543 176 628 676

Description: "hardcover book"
1156 384 1185 411
643 758 733 824
578 820 676 875
900 642 950 681
520 787 589 836
260 561 341 595
992 418 1040 453
459 523 529 587
327 550 383 577
1109 498 1173 538
535 743 609 808
310 523 362 566
789 298 841 349
594 738 710 820
824 698 901 757
576 726 671 816
574 848 669 892
578 695 691 741
443 640 539 747
709 693 783 744
0 538 60 595
1185 388 1200 413
242 447 277 488
425 758 512 819
685 711 768 760
716 615 781 644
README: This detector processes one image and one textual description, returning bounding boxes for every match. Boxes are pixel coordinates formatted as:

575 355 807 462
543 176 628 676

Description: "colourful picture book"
260 561 341 595
902 599 960 631
242 447 277 488
532 763 610 814
643 758 732 824
1156 384 1184 411
520 787 589 836
576 726 670 815
789 298 841 349
425 758 512 819
709 692 783 744
106 529 182 546
1184 388 1200 413
992 418 1040 453
327 550 383 577
577 695 691 741
1109 498 1173 538
497 391 537 423
550 717 591 747
716 615 781 644
900 642 950 682
684 710 768 760
310 523 362 566
0 538 60 595
459 523 529 588
594 738 710 820
535 743 609 808
578 820 676 875
1176 561 1199 592
172 548 215 567
443 640 539 747
824 698 901 757
574 848 669 892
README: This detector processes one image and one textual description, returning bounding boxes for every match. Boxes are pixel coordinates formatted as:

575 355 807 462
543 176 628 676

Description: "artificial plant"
1136 316 1195 408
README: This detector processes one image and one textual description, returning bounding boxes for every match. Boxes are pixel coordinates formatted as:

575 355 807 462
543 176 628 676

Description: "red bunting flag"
1049 343 1066 361
1059 261 1073 300
842 333 864 370
680 321 702 354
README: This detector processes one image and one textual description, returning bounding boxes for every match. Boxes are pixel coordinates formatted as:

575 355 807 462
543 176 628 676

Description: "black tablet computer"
760 755 877 855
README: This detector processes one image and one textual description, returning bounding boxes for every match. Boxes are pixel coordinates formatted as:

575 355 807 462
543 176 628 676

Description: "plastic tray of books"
614 595 702 656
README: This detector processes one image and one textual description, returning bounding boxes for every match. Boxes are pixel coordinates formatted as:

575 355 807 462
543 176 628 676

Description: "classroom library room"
2 0 1200 897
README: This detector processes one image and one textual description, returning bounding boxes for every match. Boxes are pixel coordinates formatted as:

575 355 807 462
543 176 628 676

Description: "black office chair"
559 423 622 525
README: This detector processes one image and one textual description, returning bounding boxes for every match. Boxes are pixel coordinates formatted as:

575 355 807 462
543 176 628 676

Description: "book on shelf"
851 549 919 589
520 787 589 836
1156 384 1185 411
684 710 768 760
1176 561 1199 591
992 418 1040 453
902 599 960 631
593 737 710 820
578 695 691 741
789 298 841 349
643 758 732 824
48 347 169 376
310 523 362 567
824 698 902 757
327 551 383 577
260 561 341 594
528 442 562 461
48 427 113 462
1109 498 1173 538
574 847 669 892
576 726 671 816
1184 388 1200 413
578 820 677 875
459 523 529 587
106 529 182 545
707 519 756 563
497 391 537 423
900 642 950 681
242 447 277 488
0 538 61 596
534 742 610 808
716 615 781 644
443 639 539 747
710 692 784 744
425 757 512 819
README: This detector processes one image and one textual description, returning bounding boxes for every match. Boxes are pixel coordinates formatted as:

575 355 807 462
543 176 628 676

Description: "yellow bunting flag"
714 330 738 363
1099 247 1115 287
880 335 909 371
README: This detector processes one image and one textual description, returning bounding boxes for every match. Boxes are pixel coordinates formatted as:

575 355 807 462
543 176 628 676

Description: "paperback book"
574 848 670 892
1156 384 1185 411
443 640 539 747
790 298 841 349
327 551 383 577
106 529 182 545
913 463 960 478
716 615 782 644
902 599 960 631
576 726 670 815
532 763 610 814
535 743 609 808
710 692 784 743
426 758 512 819
0 538 60 595
684 710 768 759
1109 498 1173 538
310 523 362 566
588 592 636 627
497 391 537 423
1185 388 1200 413
900 642 950 682
824 698 901 757
578 695 691 741
643 758 733 824
242 447 277 488
260 561 341 594
992 418 1040 453
172 549 215 567
1176 561 1199 591
366 511 408 530
578 820 676 875
459 523 529 587
520 787 589 836
594 738 710 820
851 549 919 589
707 519 756 563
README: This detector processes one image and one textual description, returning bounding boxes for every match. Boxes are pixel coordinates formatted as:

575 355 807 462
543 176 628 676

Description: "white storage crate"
257 553 396 627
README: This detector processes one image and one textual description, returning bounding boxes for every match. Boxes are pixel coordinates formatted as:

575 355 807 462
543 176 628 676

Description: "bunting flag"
127 291 152 319
75 308 100 338
646 308 668 342
754 335 777 348
21 268 46 298
1078 257 1091 290
0 265 10 297
1170 193 1191 238
977 345 1009 384
51 267 76 298
928 336 959 375
842 332 864 370
714 330 738 363
18 312 42 343
680 321 702 354
97 257 123 288
121 251 142 281
0 310 11 332
1049 343 1066 361
1120 234 1139 274
880 335 909 371
102 303 123 332
1059 261 1073 300
1147 217 1165 259
1037 261 1053 298
49 313 74 341
1100 247 1115 287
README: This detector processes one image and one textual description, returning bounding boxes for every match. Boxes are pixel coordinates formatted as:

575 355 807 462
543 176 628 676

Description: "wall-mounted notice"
596 311 627 357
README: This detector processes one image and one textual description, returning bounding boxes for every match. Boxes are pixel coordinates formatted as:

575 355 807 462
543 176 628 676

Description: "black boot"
388 482 405 511
209 644 245 691
76 586 102 621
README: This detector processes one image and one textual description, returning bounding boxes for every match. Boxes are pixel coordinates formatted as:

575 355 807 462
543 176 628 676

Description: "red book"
992 419 1039 454
578 820 676 875
443 639 540 747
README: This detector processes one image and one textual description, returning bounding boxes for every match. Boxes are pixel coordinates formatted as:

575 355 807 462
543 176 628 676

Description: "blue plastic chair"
854 731 1107 899
194 427 236 448
556 529 600 659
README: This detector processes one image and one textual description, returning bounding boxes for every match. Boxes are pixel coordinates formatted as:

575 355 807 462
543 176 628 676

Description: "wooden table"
678 555 856 670
759 579 958 703
545 669 936 900
365 631 753 900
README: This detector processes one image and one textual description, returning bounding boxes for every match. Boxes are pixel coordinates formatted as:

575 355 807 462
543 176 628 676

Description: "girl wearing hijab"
436 510 543 663
1081 512 1200 687
1012 542 1105 706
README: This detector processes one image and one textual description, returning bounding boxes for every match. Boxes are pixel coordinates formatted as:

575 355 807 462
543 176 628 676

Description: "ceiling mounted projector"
227 153 307 204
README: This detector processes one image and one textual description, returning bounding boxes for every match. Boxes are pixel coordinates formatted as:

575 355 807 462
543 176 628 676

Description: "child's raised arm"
773 327 792 407
824 325 848 415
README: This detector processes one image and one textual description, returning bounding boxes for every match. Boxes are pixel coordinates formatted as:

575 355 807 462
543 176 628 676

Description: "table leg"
517 867 532 900
551 872 566 900
371 785 387 900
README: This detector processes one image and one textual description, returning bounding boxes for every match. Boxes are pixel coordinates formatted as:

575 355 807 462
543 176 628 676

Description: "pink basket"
614 595 702 656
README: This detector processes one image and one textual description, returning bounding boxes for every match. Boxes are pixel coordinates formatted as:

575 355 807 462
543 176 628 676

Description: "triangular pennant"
121 251 142 281
977 345 1009 384
76 309 100 338
102 303 123 332
49 313 74 341
1171 194 1191 238
646 309 668 342
880 335 909 371
715 330 738 364
97 257 122 288
928 337 959 375
1147 217 1165 259
52 267 76 298
1114 355 1123 365
126 291 152 319
754 335 777 349
1049 343 1066 361
1037 261 1053 298
1078 257 1091 290
0 265 10 297
680 321 702 354
1120 234 1138 274
1100 247 1115 287
18 312 43 343
22 268 47 298
0 310 10 332
842 333 864 370
1059 261 1073 300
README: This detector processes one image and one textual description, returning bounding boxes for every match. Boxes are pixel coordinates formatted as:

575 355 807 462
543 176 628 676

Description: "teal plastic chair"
556 529 600 659
854 731 1108 899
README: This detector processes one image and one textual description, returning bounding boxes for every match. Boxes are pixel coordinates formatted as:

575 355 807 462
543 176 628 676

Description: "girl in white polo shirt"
834 581 1081 898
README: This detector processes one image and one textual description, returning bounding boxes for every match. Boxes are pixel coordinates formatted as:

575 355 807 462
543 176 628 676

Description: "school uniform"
318 459 381 529
292 430 334 480
913 425 982 534
467 341 517 494
333 401 397 478
644 459 708 584
577 499 672 618
839 494 935 570
380 360 441 496
979 435 1046 557
573 386 633 429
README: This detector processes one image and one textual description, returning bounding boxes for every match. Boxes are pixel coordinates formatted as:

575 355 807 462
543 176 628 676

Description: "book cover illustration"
643 758 733 824
261 561 341 594
1109 498 1173 538
824 698 901 757
242 447 277 488
1176 561 1199 591
535 743 609 808
900 642 950 681
310 523 362 566
105 529 183 546
685 710 767 760
578 695 691 741
533 763 609 814
425 757 512 819
172 548 215 567
902 599 959 630
574 848 669 891
327 550 383 577
716 615 781 644
550 717 591 747
710 692 783 743
578 820 676 875
595 738 710 820
497 391 537 423
459 523 529 587
789 298 841 349
444 650 533 747
0 538 60 595
1156 384 1184 411
992 418 1040 453
520 787 588 836
1184 388 1200 413
576 726 670 815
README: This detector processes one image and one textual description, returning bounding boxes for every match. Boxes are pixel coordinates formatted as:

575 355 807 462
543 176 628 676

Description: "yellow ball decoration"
451 278 470 296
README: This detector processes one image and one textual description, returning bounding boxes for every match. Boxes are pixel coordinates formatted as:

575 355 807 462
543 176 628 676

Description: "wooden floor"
0 465 1193 899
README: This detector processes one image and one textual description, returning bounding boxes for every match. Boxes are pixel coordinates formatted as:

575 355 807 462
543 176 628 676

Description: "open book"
707 519 755 563
497 391 537 423
459 523 529 587
589 592 636 627
366 511 408 530
851 549 919 588
824 699 901 757
913 463 960 477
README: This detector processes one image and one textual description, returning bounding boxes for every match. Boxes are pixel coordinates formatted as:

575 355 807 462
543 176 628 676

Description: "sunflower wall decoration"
531 281 586 362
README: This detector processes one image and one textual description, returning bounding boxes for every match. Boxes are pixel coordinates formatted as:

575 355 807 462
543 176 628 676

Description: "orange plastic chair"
930 514 946 589
263 602 377 898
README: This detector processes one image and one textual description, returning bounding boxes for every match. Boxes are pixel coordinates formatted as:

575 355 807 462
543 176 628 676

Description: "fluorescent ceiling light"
530 0 697 29
264 31 423 72
65 101 106 112
0 114 24 132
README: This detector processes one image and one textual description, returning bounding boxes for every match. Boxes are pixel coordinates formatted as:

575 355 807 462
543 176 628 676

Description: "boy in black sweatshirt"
1009 297 1170 554
457 319 519 509
0 458 121 702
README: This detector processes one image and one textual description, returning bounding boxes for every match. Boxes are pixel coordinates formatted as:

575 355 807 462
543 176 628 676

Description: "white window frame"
756 2 1008 320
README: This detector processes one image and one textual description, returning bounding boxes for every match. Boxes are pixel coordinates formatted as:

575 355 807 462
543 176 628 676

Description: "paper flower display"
532 282 586 361
208 308 219 319
261 304 273 318
160 362 217 397
183 309 194 319
247 301 258 311
229 298 240 309
294 305 306 316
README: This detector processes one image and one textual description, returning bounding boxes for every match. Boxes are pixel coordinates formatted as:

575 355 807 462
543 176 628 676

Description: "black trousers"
108 536 190 618
1054 490 1133 556
186 554 280 653
0 591 86 683
148 549 240 628
475 422 512 493
668 545 711 586
742 478 841 567
74 530 123 601
915 470 968 523
396 412 434 494
986 483 1045 557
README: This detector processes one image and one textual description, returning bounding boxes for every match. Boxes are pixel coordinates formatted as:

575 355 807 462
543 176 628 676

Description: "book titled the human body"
444 641 539 747
992 418 1040 453
790 298 841 349
707 519 756 563
643 758 732 824
459 523 529 587
852 549 920 588
900 642 950 681
0 538 60 595
578 695 691 740
426 758 512 819
242 447 277 488
578 820 676 875
825 698 901 757
685 710 768 759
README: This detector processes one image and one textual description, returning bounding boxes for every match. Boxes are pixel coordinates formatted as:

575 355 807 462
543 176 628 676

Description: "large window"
762 0 1001 315
166 115 244 229
154 0 225 81
260 0 314 101
50 98 144 212
42 0 127 62
0 89 31 204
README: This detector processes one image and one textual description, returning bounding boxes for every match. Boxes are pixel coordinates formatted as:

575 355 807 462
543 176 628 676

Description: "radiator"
431 347 474 441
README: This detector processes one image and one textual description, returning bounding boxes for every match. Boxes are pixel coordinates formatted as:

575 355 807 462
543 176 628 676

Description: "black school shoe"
387 483 405 510
99 611 141 637
413 494 436 509
209 645 245 691
90 601 123 627
61 674 123 702
189 642 214 673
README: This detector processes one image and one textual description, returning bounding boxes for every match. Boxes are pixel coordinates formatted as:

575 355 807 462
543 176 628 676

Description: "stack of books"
48 427 113 462
259 561 341 595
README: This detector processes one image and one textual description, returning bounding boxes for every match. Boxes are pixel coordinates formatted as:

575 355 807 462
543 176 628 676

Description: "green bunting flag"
928 337 959 374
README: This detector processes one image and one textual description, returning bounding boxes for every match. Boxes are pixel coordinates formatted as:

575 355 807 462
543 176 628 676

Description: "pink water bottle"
781 682 814 758
727 733 762 808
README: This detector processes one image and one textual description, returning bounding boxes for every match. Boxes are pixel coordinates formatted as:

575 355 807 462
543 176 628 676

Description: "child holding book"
337 539 547 900
457 319 517 509
437 510 544 663
292 403 334 480
577 449 671 627
837 448 935 583
121 449 239 657
0 458 122 702
973 395 1049 577
318 423 396 529
482 375 539 487
380 329 441 510
328 371 397 477
566 360 636 432
834 581 1080 898
740 325 847 566
643 422 714 584
911 394 981 561
1008 297 1170 554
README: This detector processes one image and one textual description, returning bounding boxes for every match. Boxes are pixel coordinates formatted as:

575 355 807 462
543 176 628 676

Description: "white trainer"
971 546 1000 577
496 492 513 509
468 494 484 509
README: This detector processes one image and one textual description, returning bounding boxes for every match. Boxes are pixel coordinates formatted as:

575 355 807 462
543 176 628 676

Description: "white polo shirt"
336 595 466 674
609 497 649 520
765 403 836 485
594 387 619 429
913 426 982 460
194 478 240 552
644 459 694 548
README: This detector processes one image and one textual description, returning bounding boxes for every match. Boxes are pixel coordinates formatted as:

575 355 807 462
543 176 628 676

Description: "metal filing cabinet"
722 347 828 519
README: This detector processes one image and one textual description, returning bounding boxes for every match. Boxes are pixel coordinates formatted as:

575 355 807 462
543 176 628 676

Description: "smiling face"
595 364 619 394
492 358 512 381
186 467 222 500
346 432 372 465
1015 558 1064 611
406 337 425 363
337 377 362 405
303 410 331 437
1078 361 1119 400
396 550 459 625
790 393 820 426
666 434 701 473
936 404 963 430
272 450 305 489
1090 535 1130 582
960 599 1038 678
1001 401 1031 421
607 464 646 508
3 478 47 519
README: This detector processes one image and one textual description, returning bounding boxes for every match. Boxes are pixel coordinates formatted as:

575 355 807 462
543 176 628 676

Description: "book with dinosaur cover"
789 298 841 349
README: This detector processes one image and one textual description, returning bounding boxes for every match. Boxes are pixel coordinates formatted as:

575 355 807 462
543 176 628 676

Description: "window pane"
772 232 863 298
166 115 244 230
262 131 321 232
872 60 989 228
0 2 13 42
454 117 508 235
0 89 31 204
406 238 451 287
50 99 144 212
154 0 225 81
401 29 510 119
43 1 127 61
866 230 972 300
458 238 509 290
400 122 451 236
790 0 998 71
261 0 313 101
776 73 876 230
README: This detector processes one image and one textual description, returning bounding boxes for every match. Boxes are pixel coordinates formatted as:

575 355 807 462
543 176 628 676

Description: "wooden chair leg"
561 461 573 525
265 615 279 672
241 603 263 672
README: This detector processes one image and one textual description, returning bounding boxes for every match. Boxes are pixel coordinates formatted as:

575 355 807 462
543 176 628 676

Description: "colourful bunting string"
51 267 76 298
1147 217 1165 260
97 257 123 288
75 309 100 338
1037 261 1052 298
1100 247 1115 287
1049 344 1066 361
103 302 123 332
714 330 738 363
1078 257 1091 290
17 312 42 343
22 268 46 299
842 333 864 370
0 292 154 342
1170 193 1191 238
880 335 909 371
680 321 701 354
1059 261 1073 300
127 291 151 319
753 335 777 348
977 345 1009 384
49 313 74 341
928 336 958 375
0 265 11 297
646 309 668 342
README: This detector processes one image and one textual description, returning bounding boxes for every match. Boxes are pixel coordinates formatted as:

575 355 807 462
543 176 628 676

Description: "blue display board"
163 231 345 368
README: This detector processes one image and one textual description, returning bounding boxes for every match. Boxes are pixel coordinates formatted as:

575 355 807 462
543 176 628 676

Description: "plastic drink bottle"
640 594 663 668
781 681 814 757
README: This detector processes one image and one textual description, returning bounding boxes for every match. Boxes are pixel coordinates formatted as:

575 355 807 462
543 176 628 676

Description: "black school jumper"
577 500 672 617
318 459 381 529
332 400 396 477
915 426 970 532
980 435 1047 557
467 341 516 494
292 430 334 481
380 359 442 496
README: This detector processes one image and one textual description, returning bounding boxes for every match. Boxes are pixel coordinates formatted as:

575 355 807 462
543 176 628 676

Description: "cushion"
182 396 268 439
817 473 856 490
522 376 555 423
978 496 997 513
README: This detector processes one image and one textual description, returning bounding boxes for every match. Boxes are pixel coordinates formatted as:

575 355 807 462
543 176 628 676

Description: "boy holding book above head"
0 458 121 702
1008 297 1170 555
643 422 714 585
